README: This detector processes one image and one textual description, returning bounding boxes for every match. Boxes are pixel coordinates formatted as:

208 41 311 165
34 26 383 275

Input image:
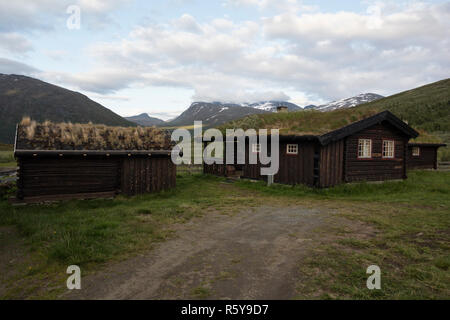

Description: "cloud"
6 1 448 106
0 33 33 55
0 0 133 32
46 69 139 94
224 0 317 13
0 58 40 75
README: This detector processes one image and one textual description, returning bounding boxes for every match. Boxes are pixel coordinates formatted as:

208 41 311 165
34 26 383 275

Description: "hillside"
219 79 450 153
125 113 166 126
0 74 135 144
356 78 450 132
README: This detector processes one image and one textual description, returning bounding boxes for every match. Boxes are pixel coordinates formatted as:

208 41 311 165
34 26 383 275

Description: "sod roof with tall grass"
16 117 173 151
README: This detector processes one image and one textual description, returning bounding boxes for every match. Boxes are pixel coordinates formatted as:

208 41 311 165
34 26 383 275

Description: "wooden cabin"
204 111 419 188
14 119 175 203
407 143 446 170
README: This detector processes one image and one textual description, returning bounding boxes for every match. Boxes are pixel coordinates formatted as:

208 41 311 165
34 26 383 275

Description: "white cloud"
0 0 133 32
0 33 33 55
4 1 449 107
0 58 40 75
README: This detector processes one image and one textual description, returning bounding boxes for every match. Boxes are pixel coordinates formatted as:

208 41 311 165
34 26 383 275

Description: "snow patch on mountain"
315 93 384 112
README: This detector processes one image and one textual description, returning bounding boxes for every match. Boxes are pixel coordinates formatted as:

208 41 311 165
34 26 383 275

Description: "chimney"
276 106 288 113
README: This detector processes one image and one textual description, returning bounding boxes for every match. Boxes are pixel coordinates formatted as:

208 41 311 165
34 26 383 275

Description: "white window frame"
412 146 420 157
252 143 261 153
382 140 395 159
358 139 372 159
286 144 298 155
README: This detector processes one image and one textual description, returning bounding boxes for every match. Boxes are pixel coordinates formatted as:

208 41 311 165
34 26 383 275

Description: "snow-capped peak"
315 93 384 112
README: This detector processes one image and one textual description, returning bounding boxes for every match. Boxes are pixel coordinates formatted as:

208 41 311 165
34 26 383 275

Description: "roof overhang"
408 143 447 148
14 149 173 157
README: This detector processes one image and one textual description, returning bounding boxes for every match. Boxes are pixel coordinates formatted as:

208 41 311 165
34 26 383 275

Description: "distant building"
14 119 175 203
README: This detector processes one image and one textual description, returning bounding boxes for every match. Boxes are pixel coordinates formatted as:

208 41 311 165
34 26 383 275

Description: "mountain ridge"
125 113 166 127
0 74 135 144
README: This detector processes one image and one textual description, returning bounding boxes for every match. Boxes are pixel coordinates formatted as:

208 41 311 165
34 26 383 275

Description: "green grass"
0 144 13 151
0 171 448 299
0 174 260 298
0 151 16 167
236 171 450 299
236 170 450 207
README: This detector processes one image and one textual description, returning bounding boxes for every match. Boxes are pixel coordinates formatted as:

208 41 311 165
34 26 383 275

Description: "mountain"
315 93 384 112
166 102 269 127
125 113 166 126
303 105 317 110
0 74 135 144
242 101 301 112
220 78 450 140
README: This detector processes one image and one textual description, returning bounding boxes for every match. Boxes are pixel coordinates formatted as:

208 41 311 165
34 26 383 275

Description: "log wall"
344 123 407 182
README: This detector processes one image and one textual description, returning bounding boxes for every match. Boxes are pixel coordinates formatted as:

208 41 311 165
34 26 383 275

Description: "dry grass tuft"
16 118 173 151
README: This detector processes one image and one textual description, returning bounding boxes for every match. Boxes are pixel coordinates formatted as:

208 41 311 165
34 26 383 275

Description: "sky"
0 0 449 120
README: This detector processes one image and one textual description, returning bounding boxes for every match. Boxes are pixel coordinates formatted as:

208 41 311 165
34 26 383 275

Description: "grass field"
0 171 448 299
0 151 16 168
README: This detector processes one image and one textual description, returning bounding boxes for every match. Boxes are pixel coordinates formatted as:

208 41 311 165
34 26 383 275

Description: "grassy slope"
0 171 449 299
220 78 450 159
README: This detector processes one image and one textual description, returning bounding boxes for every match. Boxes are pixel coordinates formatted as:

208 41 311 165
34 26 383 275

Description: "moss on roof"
16 117 173 151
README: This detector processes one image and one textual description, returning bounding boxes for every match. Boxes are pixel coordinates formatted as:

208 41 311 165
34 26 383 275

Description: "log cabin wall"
274 142 315 186
344 122 408 183
18 157 121 199
121 156 176 196
17 155 175 200
319 139 345 188
407 146 438 170
212 141 317 186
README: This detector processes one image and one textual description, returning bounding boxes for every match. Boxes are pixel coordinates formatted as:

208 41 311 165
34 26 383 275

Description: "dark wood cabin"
204 111 419 188
407 143 446 170
14 119 175 203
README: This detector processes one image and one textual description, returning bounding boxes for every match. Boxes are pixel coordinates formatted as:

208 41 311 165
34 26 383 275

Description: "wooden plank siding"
274 142 315 186
344 123 408 182
319 139 344 188
121 156 176 196
204 142 317 186
17 155 175 201
407 146 439 170
19 158 120 198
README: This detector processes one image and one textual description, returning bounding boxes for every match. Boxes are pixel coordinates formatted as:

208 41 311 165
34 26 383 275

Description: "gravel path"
65 205 329 300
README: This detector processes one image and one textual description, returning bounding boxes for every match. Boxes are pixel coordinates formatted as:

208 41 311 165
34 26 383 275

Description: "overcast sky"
0 0 449 120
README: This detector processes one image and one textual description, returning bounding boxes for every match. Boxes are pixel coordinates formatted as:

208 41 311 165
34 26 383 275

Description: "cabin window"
358 139 372 158
412 147 420 156
252 143 261 153
286 144 298 155
382 140 395 158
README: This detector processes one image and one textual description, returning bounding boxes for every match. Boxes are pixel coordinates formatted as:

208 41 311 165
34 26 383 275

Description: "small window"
358 139 372 158
252 143 261 153
412 147 420 156
286 144 298 155
382 140 395 158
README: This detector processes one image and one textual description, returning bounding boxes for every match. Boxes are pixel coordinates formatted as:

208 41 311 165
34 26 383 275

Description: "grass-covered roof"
16 117 173 151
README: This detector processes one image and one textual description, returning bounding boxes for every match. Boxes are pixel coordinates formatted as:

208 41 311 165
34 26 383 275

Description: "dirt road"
65 205 330 299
